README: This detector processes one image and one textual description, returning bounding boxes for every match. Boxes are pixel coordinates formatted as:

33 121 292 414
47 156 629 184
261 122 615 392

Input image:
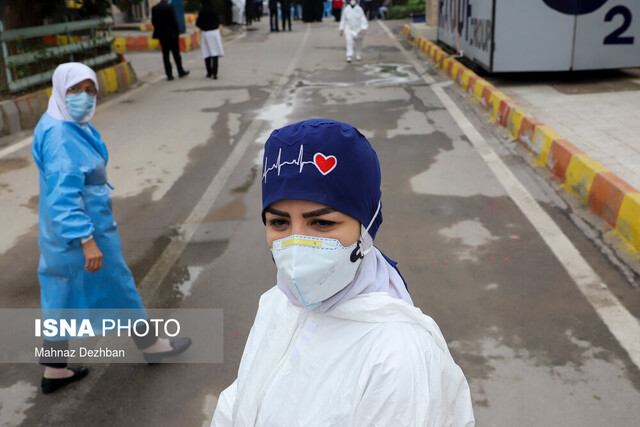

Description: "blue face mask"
65 93 95 122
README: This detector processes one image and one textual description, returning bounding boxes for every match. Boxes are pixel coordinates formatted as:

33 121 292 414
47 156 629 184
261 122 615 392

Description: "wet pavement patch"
232 166 258 194
295 63 421 88
0 157 30 175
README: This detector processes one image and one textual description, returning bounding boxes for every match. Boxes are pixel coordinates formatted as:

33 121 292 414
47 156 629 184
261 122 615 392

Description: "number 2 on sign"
604 6 634 45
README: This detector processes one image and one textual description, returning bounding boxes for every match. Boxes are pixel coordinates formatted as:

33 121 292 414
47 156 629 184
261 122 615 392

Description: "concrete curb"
113 28 201 52
0 62 138 138
113 14 200 52
403 23 640 254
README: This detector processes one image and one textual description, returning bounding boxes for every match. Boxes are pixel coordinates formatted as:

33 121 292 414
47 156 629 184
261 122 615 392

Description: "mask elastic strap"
364 201 381 235
351 201 381 261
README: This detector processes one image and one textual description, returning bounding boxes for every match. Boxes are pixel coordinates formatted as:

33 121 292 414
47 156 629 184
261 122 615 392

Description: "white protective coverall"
339 3 368 60
232 0 246 24
212 287 475 426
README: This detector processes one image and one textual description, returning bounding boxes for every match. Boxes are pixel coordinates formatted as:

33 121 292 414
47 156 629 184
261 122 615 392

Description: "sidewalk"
405 23 640 254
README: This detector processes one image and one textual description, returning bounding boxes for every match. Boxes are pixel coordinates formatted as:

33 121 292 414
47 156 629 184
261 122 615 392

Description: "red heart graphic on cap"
313 153 337 175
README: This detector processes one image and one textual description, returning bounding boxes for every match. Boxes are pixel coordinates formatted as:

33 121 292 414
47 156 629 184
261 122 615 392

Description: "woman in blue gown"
32 62 190 394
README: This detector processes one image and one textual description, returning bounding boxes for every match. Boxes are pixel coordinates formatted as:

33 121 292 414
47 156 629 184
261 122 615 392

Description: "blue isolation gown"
32 113 145 316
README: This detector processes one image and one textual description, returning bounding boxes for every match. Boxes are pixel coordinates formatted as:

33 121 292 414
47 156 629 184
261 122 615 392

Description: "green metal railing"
0 17 117 94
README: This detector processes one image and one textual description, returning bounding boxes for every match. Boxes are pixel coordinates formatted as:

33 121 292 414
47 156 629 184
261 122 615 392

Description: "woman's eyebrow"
265 207 290 217
302 207 335 218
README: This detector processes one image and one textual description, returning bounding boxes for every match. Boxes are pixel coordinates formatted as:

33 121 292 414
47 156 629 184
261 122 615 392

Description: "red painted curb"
405 27 640 253
518 116 543 150
546 139 582 182
589 172 637 228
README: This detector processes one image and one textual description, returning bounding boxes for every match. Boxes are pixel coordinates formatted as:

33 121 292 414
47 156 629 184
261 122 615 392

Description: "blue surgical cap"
261 119 383 239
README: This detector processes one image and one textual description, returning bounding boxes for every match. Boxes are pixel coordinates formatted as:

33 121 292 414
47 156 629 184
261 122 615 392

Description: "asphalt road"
0 18 639 426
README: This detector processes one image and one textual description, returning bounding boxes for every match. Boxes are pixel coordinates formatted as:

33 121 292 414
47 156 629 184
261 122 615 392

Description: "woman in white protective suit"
339 0 368 62
211 119 475 426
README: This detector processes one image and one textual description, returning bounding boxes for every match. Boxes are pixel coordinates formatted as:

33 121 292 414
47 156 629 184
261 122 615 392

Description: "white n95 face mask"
271 235 363 310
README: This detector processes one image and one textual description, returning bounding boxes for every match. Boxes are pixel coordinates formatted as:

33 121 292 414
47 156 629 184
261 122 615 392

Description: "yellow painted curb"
449 61 461 80
564 154 609 203
473 78 490 105
459 68 475 91
616 193 640 252
101 68 118 94
488 91 509 121
531 126 561 166
114 37 127 51
404 24 640 255
440 56 452 71
507 107 528 140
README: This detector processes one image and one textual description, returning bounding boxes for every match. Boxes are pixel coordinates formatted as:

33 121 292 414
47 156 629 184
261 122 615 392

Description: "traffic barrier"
404 24 640 253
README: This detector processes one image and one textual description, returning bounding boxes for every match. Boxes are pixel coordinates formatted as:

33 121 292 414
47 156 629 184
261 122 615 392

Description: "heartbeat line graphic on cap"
263 145 338 182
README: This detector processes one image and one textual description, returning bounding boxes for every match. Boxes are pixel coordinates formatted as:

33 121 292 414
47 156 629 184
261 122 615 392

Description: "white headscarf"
47 62 98 123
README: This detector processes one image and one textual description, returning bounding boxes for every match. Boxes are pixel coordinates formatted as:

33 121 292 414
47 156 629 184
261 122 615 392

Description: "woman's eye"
269 218 289 228
311 219 336 228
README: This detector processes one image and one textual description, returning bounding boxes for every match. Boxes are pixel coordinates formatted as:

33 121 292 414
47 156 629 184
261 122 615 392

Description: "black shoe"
167 76 174 81
178 70 190 78
41 366 89 394
206 74 212 78
143 337 192 364
213 75 217 80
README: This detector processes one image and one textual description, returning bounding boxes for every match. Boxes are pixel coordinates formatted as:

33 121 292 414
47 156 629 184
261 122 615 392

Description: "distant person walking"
197 0 225 79
332 0 343 21
281 0 292 31
152 0 190 80
254 0 263 21
339 0 368 62
245 0 255 25
269 0 280 31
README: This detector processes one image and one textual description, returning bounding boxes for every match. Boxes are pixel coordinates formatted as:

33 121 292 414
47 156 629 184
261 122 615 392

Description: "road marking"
379 20 640 370
0 137 31 159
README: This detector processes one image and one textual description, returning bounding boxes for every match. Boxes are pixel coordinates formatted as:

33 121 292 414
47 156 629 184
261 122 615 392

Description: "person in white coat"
339 0 368 62
211 119 475 426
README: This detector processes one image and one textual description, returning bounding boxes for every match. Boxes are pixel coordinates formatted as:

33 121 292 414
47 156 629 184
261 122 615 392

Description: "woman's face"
265 199 360 248
66 79 97 96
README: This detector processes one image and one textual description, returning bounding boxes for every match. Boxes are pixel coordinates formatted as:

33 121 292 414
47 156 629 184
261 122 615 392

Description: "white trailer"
437 0 640 72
